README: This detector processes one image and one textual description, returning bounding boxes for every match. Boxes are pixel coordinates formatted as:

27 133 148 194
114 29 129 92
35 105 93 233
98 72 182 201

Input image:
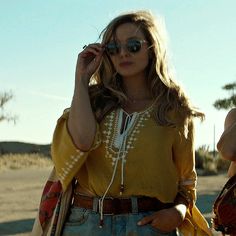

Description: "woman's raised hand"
76 43 104 84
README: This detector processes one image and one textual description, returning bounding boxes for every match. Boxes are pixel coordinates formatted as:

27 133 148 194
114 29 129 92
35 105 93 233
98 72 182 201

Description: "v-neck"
102 105 153 166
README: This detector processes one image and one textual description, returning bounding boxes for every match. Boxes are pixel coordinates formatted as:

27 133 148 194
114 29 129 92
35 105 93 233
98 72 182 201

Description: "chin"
119 72 136 78
117 69 143 78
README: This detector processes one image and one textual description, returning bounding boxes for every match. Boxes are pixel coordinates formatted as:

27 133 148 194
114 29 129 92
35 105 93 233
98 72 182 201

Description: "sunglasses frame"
105 39 147 56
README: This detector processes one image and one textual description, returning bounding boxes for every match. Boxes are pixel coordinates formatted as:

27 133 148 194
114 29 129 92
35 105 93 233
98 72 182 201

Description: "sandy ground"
0 168 228 236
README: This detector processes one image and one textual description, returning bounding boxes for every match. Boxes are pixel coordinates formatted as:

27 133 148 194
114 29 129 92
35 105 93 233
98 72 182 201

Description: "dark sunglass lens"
106 43 119 55
127 40 141 53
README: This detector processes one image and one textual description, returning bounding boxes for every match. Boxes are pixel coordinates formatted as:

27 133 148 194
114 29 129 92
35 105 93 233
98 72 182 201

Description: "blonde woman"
47 10 211 236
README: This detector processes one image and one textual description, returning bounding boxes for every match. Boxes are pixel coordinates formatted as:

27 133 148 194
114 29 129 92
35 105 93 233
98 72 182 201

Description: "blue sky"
0 0 235 150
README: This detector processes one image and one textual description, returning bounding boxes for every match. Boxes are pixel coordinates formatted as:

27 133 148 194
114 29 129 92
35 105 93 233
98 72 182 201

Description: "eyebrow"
109 36 144 43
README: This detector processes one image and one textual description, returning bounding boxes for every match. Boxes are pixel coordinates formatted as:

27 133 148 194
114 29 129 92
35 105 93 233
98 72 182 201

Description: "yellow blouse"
51 107 212 235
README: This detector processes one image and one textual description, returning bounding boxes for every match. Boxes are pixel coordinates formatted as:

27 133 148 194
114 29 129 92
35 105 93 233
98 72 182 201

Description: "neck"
122 74 151 102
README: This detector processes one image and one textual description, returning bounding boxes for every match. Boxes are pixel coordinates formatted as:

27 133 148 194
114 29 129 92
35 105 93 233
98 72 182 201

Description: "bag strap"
224 174 236 188
214 174 236 202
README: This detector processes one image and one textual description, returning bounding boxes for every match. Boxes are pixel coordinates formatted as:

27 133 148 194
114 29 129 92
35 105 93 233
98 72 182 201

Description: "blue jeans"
62 206 179 236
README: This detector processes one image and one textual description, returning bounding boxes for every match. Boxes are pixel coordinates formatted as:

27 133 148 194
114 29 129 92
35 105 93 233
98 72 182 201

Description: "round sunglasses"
105 39 147 56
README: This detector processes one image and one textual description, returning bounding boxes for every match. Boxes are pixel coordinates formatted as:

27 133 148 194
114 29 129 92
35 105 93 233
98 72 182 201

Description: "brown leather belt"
73 193 174 215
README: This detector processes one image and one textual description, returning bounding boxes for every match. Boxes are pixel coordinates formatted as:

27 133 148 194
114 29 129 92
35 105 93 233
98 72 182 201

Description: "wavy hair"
89 10 204 125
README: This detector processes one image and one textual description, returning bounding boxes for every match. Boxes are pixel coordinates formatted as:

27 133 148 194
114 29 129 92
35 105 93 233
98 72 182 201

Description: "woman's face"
106 23 150 79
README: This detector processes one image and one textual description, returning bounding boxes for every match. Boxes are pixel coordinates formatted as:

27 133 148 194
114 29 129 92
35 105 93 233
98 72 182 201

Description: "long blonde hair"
90 10 204 125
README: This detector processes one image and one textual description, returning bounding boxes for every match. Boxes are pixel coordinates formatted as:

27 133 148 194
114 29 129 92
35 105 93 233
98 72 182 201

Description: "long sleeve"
51 109 101 191
173 119 196 208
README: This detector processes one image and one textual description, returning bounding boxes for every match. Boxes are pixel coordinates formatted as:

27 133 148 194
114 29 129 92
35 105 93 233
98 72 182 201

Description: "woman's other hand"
137 205 186 233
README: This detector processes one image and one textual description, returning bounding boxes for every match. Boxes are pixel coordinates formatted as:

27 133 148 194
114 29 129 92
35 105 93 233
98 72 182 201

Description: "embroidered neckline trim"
120 99 156 116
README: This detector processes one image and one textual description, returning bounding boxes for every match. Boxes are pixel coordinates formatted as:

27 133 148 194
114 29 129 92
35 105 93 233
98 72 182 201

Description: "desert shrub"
195 150 204 169
195 145 218 175
0 153 52 171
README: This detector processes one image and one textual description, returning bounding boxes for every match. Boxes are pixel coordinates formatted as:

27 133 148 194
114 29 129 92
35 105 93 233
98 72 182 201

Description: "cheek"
140 54 149 68
110 57 119 69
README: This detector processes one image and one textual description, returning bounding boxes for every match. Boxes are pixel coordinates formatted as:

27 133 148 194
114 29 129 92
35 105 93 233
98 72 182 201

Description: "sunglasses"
105 39 147 56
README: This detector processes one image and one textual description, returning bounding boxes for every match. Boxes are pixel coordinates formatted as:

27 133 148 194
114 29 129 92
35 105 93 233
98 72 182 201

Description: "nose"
119 45 129 56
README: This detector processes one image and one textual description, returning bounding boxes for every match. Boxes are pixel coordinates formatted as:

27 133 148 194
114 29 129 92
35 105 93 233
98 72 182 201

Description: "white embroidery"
58 152 85 181
102 106 153 166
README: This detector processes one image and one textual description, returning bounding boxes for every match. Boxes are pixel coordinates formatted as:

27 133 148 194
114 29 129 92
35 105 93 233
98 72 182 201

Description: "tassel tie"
98 111 134 227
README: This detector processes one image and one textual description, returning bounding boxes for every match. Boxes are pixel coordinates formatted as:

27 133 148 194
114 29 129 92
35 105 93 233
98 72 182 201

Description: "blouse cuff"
177 183 196 213
51 109 101 190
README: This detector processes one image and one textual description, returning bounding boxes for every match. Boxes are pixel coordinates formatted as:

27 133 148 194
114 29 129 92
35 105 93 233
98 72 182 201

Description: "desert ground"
0 157 227 236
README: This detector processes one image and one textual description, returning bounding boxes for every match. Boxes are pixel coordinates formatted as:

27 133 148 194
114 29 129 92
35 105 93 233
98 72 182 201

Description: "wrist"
174 193 190 209
173 204 187 221
76 71 90 84
75 76 90 90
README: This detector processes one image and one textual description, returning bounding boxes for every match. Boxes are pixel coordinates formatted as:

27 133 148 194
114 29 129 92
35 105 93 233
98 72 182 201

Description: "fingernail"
137 221 142 226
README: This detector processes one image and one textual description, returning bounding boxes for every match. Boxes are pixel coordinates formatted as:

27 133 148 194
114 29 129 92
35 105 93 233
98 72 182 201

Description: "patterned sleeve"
51 108 101 191
173 119 196 209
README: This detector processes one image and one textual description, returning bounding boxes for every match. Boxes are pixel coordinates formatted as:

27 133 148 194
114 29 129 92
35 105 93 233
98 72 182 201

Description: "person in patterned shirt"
36 10 212 236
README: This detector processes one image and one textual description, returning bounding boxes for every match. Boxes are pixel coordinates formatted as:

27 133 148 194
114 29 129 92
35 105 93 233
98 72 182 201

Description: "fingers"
137 214 155 226
76 43 104 79
138 214 169 233
79 43 104 67
138 214 161 228
138 209 180 233
80 43 104 58
150 218 160 228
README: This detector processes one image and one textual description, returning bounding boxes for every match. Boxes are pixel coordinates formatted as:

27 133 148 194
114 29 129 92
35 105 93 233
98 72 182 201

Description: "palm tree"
213 82 236 110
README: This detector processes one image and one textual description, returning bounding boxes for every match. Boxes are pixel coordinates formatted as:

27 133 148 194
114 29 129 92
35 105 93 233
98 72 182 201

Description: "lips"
119 61 133 67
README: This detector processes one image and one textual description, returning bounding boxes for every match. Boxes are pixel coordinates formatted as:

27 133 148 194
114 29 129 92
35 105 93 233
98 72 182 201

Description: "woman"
214 109 236 235
217 108 236 177
37 10 212 236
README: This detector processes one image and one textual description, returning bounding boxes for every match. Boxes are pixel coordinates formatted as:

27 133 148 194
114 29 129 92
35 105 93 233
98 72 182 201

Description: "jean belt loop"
131 196 138 214
93 197 99 212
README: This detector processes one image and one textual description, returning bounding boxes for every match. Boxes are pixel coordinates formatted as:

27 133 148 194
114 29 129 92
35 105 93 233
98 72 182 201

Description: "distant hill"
0 141 51 157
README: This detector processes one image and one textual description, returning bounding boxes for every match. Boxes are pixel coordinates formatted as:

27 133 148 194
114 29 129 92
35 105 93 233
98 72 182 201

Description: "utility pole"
213 124 216 158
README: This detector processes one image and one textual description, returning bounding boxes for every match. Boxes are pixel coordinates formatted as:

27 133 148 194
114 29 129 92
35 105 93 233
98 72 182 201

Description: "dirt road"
0 168 227 235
